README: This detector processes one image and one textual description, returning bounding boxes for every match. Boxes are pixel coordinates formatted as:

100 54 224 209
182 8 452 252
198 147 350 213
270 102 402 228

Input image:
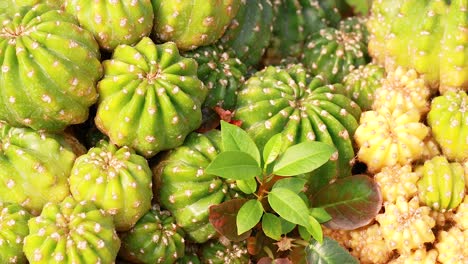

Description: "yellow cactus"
453 196 468 231
389 249 438 264
374 165 420 203
348 224 394 264
435 227 468 264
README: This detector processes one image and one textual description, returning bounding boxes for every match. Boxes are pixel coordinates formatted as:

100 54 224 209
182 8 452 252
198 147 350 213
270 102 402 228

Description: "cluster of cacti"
0 0 467 263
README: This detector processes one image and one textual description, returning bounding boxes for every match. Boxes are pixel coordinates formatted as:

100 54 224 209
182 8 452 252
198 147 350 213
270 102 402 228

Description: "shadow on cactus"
206 121 382 261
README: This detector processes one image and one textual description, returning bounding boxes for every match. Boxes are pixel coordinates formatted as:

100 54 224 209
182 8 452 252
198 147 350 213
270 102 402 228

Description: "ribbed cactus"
69 140 153 231
0 4 102 131
427 90 468 162
151 0 241 51
0 121 76 215
95 37 207 158
184 45 247 111
63 0 154 51
200 238 249 264
119 205 186 264
153 130 240 243
23 196 121 263
234 64 361 191
417 156 465 212
0 202 31 264
220 0 275 67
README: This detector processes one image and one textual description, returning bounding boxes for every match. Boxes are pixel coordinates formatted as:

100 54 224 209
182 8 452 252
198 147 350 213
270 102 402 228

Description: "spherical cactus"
435 227 468 264
367 0 468 92
354 108 429 173
219 0 275 67
0 202 32 264
23 196 121 263
184 45 247 111
0 0 60 14
0 121 76 215
427 90 468 162
69 140 153 231
95 37 208 158
151 0 241 51
119 205 186 264
417 156 465 212
266 0 341 63
0 4 102 131
342 63 385 111
63 0 154 51
234 64 361 191
301 26 368 84
153 130 238 243
200 237 249 264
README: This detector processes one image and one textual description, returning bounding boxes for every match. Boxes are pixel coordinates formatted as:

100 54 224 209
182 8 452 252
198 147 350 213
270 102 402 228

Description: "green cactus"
234 64 361 191
417 156 465 212
427 90 468 162
0 121 76 215
23 196 121 263
0 0 60 15
219 0 275 67
0 202 31 264
184 45 247 111
0 4 102 131
367 0 468 92
95 37 208 158
153 130 241 243
300 26 369 84
63 0 154 51
151 0 242 51
265 0 341 64
119 205 186 264
342 63 385 111
69 140 153 232
200 237 249 264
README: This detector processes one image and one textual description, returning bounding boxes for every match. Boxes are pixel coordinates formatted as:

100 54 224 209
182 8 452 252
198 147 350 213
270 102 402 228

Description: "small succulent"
200 237 249 264
0 121 76 215
63 0 154 51
23 196 121 263
435 227 468 264
69 140 153 231
417 156 465 212
0 4 102 131
151 0 242 51
348 224 393 264
95 37 207 158
0 202 32 264
119 205 186 264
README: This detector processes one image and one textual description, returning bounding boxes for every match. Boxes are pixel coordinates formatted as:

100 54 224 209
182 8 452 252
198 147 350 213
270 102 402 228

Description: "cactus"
153 130 240 243
0 121 76 215
0 0 60 14
220 0 275 67
0 4 102 131
23 196 121 263
151 0 241 51
69 140 153 231
184 45 247 111
95 37 208 158
301 26 368 84
0 202 31 264
234 64 361 191
342 63 385 111
427 90 468 162
63 0 154 51
200 237 249 264
119 205 186 264
417 156 465 212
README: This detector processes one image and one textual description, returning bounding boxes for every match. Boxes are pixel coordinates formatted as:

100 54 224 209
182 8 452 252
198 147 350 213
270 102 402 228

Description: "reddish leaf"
209 198 250 242
310 174 382 230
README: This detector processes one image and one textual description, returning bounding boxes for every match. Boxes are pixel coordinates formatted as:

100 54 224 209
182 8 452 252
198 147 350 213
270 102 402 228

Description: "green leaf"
306 215 323 243
306 237 359 264
262 213 282 241
263 133 283 166
209 199 250 242
205 151 262 180
280 218 296 235
298 225 311 241
236 178 257 194
237 199 264 235
272 178 307 193
221 120 260 165
310 174 383 230
309 208 332 223
268 188 312 229
273 142 335 176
